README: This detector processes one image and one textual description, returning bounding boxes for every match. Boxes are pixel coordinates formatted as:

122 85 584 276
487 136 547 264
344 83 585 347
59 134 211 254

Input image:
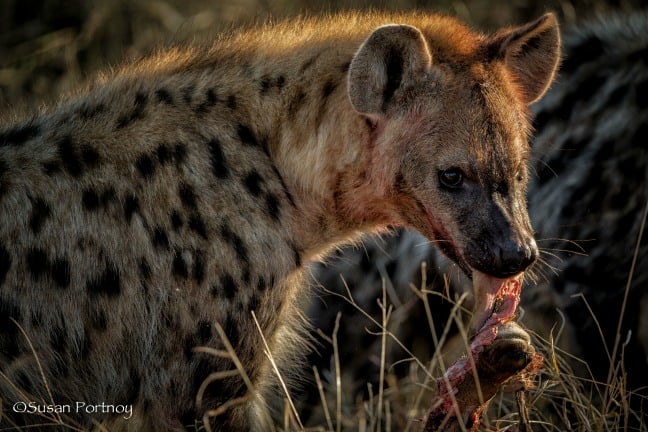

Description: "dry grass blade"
252 311 305 431
313 366 335 431
603 202 647 419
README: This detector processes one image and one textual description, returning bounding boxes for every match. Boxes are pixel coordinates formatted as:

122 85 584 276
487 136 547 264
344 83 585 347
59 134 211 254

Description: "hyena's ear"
348 24 432 117
487 13 561 104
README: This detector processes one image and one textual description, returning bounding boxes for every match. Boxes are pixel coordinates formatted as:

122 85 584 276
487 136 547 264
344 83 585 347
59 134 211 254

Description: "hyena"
0 11 559 431
310 9 647 428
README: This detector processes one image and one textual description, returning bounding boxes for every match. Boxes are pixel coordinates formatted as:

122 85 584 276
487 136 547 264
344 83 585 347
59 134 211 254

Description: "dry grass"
301 244 647 432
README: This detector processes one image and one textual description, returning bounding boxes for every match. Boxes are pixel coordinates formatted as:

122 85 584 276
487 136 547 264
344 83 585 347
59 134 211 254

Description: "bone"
422 269 538 432
423 322 536 432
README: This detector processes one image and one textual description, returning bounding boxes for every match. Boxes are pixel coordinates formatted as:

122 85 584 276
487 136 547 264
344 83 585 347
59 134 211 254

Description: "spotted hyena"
310 10 647 428
0 11 560 431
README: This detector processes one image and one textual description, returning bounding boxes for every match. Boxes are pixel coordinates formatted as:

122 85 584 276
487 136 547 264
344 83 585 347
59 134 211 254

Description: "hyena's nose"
493 237 538 277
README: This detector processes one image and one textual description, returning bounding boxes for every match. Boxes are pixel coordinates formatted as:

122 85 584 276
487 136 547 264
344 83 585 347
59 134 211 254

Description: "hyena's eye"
439 168 464 189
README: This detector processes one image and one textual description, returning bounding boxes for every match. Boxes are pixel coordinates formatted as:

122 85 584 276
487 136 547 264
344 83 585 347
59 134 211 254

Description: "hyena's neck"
249 49 395 259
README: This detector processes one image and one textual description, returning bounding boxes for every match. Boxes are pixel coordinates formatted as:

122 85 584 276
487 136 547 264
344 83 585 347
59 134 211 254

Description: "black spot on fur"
81 146 101 168
260 75 272 94
237 124 259 147
57 135 84 177
29 198 51 234
322 80 337 99
207 138 230 179
135 92 148 109
173 250 189 279
125 368 142 405
0 158 7 180
86 264 121 297
234 261 248 284
393 171 409 194
300 53 320 73
50 258 71 288
292 243 302 268
194 251 205 283
130 91 146 106
179 183 198 210
100 187 117 207
221 274 237 299
223 315 240 346
182 85 195 104
0 122 40 146
155 88 174 105
77 103 106 119
196 320 212 344
188 216 208 240
206 88 218 105
247 293 260 313
31 309 43 327
76 330 92 360
135 154 156 179
156 144 172 165
174 143 188 167
124 194 140 222
257 276 266 292
42 160 61 176
152 227 170 250
276 75 286 90
227 94 237 110
82 188 100 211
139 258 151 281
0 245 12 286
340 61 351 73
220 226 248 264
12 369 31 390
27 248 49 280
265 193 281 221
271 165 296 207
50 326 68 353
243 171 264 196
195 88 219 114
116 92 148 129
288 90 306 116
90 306 108 331
0 299 21 358
170 210 183 230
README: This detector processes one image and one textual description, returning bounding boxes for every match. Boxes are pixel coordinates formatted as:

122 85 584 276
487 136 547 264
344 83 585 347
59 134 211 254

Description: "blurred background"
0 0 644 108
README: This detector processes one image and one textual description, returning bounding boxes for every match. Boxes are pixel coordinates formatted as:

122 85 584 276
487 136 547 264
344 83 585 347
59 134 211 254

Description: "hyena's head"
348 14 560 278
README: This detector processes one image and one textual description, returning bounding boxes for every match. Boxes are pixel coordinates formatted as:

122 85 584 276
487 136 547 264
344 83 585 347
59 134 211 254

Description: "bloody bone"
423 273 543 431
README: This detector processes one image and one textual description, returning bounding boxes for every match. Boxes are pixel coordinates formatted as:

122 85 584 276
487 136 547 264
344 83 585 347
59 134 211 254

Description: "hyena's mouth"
469 271 524 337
425 213 524 335
426 215 472 277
